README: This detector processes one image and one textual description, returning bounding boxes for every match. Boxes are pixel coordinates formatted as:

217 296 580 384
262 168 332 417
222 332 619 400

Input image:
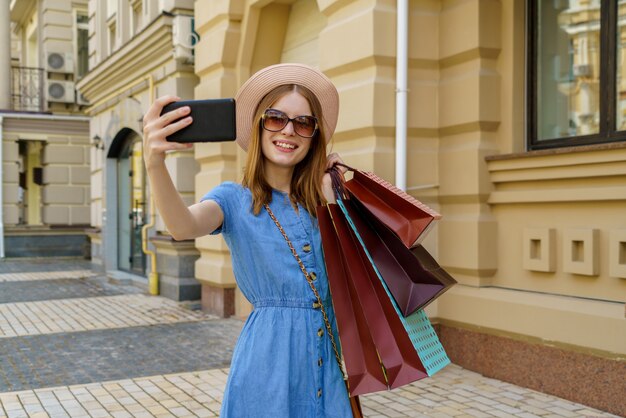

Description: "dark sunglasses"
261 109 318 138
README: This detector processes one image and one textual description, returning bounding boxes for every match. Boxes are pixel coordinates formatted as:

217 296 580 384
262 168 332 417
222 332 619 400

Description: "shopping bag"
319 202 450 396
337 163 441 248
335 198 451 378
347 195 457 316
327 204 428 391
329 167 456 316
317 204 388 396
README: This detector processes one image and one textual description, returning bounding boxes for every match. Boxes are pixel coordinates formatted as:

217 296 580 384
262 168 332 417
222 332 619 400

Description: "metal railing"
11 66 45 112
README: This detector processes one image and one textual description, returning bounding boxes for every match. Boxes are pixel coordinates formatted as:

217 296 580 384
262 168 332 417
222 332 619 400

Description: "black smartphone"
160 98 236 143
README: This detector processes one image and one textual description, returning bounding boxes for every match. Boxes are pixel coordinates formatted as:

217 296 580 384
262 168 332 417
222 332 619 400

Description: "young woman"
142 63 354 417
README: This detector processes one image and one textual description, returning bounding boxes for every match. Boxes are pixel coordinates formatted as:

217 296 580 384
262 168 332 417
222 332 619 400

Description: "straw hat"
234 63 339 151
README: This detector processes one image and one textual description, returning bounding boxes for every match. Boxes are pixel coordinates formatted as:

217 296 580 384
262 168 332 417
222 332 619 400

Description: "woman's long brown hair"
242 84 328 216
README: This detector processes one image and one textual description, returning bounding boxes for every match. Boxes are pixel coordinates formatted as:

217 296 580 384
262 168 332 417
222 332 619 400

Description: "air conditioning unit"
172 15 198 63
76 90 90 105
46 80 76 103
573 64 592 77
46 51 75 73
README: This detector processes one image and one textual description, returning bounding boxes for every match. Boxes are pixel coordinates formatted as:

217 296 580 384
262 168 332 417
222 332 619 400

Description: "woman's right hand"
142 95 194 169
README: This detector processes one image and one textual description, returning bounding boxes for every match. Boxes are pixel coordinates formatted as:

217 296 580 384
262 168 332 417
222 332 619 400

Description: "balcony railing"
11 66 45 113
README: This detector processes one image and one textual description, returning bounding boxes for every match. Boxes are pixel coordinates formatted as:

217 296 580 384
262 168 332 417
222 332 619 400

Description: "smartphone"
160 98 236 143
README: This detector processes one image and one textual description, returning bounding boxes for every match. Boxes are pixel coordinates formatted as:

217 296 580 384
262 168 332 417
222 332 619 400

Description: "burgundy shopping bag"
328 204 428 389
346 196 457 316
317 205 388 396
337 164 441 248
319 204 429 395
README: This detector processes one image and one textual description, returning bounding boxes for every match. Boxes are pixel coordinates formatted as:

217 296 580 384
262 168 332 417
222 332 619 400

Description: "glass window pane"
76 13 89 79
537 0 601 141
617 1 626 130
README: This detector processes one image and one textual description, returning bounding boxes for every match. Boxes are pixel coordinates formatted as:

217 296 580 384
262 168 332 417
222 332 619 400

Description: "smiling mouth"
274 141 298 150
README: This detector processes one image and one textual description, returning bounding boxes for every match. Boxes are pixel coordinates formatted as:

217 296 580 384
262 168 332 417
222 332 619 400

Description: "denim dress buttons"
202 182 353 418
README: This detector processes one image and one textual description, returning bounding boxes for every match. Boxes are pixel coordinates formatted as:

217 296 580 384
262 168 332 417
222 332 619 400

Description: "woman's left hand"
322 152 348 204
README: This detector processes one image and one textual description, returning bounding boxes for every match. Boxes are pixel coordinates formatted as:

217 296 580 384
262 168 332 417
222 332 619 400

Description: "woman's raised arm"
142 95 223 240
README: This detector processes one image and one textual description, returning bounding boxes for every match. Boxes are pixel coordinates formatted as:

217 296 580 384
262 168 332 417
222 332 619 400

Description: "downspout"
0 116 4 258
396 0 408 191
140 75 159 295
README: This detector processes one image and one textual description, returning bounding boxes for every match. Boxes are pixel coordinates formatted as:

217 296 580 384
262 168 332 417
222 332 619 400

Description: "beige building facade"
3 0 91 257
192 0 625 415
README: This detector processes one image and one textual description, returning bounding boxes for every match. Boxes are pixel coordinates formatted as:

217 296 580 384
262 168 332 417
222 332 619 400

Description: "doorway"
17 140 44 225
116 137 146 275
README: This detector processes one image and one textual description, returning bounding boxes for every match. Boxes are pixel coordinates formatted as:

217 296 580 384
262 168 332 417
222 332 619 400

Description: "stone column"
0 1 12 110
436 0 500 287
193 0 243 317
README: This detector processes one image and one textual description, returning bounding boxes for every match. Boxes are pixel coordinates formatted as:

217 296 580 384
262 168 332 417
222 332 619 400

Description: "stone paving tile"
0 259 93 274
0 319 242 392
0 270 96 283
0 277 142 304
0 294 212 338
0 365 619 418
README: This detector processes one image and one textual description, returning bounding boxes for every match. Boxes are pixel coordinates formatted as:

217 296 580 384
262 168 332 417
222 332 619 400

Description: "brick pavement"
0 271 95 283
0 365 618 418
0 295 212 338
0 259 620 418
0 278 139 303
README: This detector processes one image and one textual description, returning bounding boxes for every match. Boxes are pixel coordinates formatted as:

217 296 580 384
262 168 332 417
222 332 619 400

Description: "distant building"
2 0 91 257
77 0 200 301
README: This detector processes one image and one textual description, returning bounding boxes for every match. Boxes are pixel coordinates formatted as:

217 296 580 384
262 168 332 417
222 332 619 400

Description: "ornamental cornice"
76 15 174 106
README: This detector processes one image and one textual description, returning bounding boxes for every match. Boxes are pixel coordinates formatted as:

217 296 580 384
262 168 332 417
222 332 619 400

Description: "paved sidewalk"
0 259 620 418
0 364 618 418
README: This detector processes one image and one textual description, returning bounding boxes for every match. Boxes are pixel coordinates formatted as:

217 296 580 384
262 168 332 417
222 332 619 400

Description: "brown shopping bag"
318 204 429 395
337 163 441 249
330 166 456 317
317 204 388 396
346 196 457 316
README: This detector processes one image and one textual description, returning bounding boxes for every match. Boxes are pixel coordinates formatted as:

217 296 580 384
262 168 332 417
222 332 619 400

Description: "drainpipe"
0 116 4 258
395 0 408 191
140 75 159 295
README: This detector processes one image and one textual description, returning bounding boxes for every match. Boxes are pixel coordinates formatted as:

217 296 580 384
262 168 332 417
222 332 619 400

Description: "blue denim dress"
202 182 353 418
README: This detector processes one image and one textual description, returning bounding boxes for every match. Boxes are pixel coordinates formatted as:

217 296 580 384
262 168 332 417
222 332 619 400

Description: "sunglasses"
261 109 318 138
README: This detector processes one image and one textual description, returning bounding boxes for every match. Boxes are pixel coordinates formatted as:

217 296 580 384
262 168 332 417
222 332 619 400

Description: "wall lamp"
92 135 104 150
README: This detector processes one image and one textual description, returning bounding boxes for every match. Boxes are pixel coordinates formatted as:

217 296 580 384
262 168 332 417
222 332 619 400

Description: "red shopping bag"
318 204 428 395
317 205 388 396
337 163 441 248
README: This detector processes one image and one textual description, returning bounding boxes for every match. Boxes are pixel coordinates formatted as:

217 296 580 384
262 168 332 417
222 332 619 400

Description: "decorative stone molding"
522 227 556 273
562 228 599 276
609 229 626 279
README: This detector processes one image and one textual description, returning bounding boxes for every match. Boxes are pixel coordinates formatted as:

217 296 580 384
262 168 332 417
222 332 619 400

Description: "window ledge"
485 142 626 204
485 141 626 162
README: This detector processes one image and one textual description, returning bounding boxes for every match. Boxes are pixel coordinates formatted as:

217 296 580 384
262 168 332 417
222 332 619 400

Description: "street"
0 260 618 418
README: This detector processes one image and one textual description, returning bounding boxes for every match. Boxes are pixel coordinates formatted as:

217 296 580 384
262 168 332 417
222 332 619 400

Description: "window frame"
527 0 626 150
73 8 89 80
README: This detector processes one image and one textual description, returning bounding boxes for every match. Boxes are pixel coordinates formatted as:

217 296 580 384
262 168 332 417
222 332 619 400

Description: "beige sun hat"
234 63 339 151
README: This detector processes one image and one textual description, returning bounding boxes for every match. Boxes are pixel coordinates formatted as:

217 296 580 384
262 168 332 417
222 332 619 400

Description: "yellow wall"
193 0 626 357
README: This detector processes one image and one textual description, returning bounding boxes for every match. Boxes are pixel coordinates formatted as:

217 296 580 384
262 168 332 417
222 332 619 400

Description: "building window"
131 0 143 35
108 20 117 54
76 12 89 79
528 0 626 149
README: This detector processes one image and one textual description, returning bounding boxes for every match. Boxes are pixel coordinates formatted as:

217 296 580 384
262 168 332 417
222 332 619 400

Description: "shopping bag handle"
334 162 356 172
326 164 349 201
